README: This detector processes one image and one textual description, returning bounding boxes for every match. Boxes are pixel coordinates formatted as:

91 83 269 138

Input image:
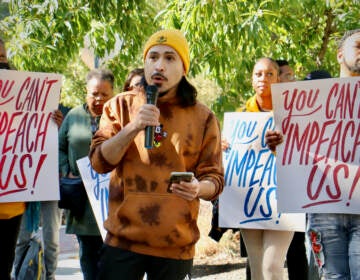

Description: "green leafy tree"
159 0 360 119
0 0 359 117
0 0 162 105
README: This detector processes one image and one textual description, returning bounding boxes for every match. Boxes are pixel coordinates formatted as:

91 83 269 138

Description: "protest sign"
272 77 360 213
0 70 61 202
219 112 305 231
77 156 109 240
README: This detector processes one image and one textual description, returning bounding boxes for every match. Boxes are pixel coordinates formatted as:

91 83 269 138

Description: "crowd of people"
0 26 359 280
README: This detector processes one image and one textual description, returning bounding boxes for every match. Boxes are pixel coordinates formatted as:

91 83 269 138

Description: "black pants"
0 214 23 280
286 232 309 280
97 245 193 280
77 235 103 280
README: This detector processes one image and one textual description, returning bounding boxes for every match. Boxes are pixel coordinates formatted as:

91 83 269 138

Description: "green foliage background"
0 0 359 120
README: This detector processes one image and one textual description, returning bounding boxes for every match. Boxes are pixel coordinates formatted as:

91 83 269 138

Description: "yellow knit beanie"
143 29 190 75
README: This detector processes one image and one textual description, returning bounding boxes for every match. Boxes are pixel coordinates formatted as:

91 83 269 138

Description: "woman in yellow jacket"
222 57 292 280
241 57 293 280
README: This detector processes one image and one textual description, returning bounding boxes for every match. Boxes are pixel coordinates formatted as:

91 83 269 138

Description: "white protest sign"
77 156 109 240
0 70 61 202
219 112 305 231
272 77 360 213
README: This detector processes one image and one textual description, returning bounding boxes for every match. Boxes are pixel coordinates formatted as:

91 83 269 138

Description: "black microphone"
145 85 159 149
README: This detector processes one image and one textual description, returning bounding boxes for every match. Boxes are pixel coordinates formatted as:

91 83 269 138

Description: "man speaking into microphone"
89 29 224 280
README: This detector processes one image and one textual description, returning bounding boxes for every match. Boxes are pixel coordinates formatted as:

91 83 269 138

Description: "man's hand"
169 178 200 201
132 104 160 131
265 130 284 152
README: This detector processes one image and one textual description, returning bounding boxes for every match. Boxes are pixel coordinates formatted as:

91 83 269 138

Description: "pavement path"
56 255 83 280
55 227 82 280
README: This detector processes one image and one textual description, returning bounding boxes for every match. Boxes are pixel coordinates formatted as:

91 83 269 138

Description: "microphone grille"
146 85 158 95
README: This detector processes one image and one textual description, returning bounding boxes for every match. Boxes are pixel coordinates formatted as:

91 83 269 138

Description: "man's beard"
0 62 10 69
344 58 360 75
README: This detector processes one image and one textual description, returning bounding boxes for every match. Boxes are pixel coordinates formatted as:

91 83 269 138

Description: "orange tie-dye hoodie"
89 90 224 260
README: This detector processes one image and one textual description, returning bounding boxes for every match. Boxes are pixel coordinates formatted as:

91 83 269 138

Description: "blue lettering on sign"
230 119 258 144
87 162 109 222
224 115 279 225
225 149 276 187
241 186 277 224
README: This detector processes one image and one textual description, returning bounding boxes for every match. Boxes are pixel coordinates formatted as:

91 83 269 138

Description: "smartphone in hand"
168 172 194 192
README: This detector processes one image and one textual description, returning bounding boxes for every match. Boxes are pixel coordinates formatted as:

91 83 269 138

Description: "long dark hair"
176 76 197 107
123 68 144 91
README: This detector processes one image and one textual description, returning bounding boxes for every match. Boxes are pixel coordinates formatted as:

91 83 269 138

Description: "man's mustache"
151 72 168 81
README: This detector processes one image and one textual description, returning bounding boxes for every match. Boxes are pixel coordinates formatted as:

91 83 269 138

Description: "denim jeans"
305 224 321 280
307 213 360 280
12 201 62 280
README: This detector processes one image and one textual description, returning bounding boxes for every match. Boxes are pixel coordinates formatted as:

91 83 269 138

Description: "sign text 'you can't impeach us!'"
272 77 360 213
0 70 61 202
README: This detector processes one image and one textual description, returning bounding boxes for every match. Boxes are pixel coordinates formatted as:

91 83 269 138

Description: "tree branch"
317 7 335 67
